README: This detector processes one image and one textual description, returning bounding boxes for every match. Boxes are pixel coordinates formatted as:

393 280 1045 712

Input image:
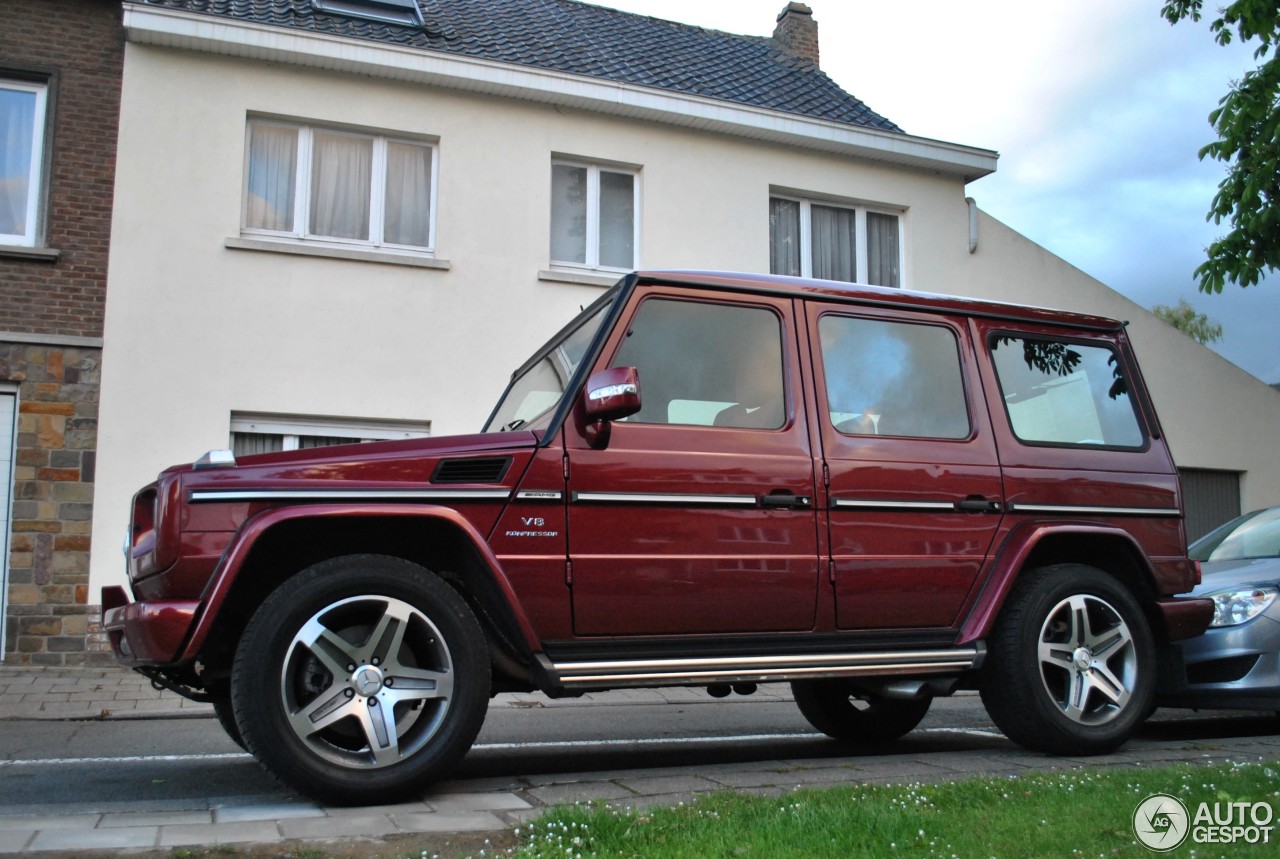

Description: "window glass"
819 316 969 439
245 123 298 232
384 141 432 247
549 163 587 264
990 336 1144 448
768 197 801 276
0 80 47 245
598 170 635 268
611 299 784 429
310 131 372 241
230 413 429 456
867 212 900 288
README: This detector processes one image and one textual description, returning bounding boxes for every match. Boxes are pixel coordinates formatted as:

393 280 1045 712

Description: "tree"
1151 298 1224 344
1162 1 1280 292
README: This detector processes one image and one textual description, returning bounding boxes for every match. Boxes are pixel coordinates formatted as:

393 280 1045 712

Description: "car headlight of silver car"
1206 585 1278 627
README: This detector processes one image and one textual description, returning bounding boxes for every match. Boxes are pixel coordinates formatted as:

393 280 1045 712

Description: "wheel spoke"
1067 595 1090 645
296 620 360 679
1063 666 1088 720
355 698 400 766
386 665 452 697
1089 625 1131 660
1090 661 1130 708
290 687 359 737
1039 640 1074 666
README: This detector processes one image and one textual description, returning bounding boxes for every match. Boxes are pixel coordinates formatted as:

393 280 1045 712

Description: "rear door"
806 303 1004 629
565 288 821 635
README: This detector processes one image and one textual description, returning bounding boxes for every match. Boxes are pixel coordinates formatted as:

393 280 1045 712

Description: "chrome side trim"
832 499 956 512
188 488 511 503
1008 503 1181 517
516 490 564 501
573 491 758 507
552 647 981 687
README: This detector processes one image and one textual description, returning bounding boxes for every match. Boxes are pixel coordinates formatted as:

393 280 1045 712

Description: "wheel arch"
959 523 1164 646
183 504 543 687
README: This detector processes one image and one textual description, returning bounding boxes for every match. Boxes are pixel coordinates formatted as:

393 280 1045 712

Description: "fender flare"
177 503 543 662
956 520 1156 645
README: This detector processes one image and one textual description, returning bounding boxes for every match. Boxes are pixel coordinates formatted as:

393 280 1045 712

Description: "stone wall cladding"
2 0 122 665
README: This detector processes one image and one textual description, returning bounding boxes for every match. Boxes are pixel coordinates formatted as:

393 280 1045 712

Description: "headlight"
1207 586 1278 627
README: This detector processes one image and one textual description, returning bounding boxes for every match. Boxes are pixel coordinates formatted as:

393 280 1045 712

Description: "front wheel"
980 564 1155 755
231 555 490 805
791 679 931 744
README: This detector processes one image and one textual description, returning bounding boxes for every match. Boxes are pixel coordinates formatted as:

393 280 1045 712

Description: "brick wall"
1 0 123 338
2 0 122 665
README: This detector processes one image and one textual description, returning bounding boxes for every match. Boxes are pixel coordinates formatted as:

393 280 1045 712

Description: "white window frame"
241 118 439 255
549 158 640 273
230 412 430 454
770 192 905 288
1 78 49 248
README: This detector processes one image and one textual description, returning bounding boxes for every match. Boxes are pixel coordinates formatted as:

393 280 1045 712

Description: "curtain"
598 170 635 268
0 86 37 239
310 131 371 241
550 164 587 263
867 212 901 287
231 432 284 457
811 203 856 283
768 197 801 276
384 141 432 247
244 122 298 232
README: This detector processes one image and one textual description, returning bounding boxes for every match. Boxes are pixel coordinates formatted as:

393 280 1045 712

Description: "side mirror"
584 366 641 423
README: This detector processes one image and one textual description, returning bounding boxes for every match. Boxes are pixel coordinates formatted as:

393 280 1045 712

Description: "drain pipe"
966 197 979 254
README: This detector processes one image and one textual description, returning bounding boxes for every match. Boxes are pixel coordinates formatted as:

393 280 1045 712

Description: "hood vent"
431 456 512 485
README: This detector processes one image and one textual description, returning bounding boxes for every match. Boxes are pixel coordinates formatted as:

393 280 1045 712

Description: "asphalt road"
1 691 1276 815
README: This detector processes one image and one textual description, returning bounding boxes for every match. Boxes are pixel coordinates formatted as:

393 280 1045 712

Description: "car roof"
634 270 1126 333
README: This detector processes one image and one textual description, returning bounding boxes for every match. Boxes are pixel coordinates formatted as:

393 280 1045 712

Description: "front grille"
431 456 511 484
1186 654 1260 685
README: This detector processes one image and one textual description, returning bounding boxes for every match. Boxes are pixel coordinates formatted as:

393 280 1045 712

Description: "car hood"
1193 557 1280 594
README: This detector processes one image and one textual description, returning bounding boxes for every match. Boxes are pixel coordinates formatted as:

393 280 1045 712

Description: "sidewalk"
2 665 1279 855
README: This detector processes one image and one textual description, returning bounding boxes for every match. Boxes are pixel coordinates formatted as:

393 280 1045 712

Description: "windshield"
483 298 613 433
1189 507 1280 562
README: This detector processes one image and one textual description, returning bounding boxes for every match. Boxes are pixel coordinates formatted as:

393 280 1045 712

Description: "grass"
470 760 1280 859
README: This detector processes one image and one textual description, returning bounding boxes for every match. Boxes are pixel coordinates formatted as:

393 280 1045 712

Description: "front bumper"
1156 613 1280 710
101 585 200 666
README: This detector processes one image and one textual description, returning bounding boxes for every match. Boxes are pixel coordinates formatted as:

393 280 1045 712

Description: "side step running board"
545 646 984 690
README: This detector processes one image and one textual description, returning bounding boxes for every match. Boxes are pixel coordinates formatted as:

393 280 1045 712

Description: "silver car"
1157 507 1280 713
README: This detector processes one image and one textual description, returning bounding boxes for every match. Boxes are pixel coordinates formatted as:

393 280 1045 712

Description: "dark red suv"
103 271 1213 804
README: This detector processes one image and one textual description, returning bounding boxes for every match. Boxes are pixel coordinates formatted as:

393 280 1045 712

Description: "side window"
819 315 969 439
1 77 50 247
989 335 1144 448
610 299 784 429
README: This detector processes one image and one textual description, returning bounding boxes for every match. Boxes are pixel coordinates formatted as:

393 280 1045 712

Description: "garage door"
1179 468 1242 543
0 391 14 657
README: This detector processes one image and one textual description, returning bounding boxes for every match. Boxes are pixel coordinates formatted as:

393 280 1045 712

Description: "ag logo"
1134 794 1190 851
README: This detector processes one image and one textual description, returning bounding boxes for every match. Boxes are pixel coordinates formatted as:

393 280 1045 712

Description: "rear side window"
990 335 1144 448
818 315 970 439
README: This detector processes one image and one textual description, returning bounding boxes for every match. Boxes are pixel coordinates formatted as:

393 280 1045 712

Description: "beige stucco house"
86 0 1280 614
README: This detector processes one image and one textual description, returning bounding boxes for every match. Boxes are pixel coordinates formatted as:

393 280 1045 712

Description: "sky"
601 0 1280 384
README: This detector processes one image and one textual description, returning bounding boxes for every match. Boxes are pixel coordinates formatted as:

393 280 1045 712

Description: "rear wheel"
980 564 1154 755
231 555 490 805
791 679 931 743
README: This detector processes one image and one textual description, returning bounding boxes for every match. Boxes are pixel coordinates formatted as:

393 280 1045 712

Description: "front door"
806 304 1005 630
565 289 820 636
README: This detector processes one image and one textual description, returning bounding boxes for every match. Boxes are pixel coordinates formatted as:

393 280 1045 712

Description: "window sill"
538 269 624 288
0 244 60 263
225 236 451 270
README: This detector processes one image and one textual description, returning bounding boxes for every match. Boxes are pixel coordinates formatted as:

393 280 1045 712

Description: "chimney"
773 3 819 67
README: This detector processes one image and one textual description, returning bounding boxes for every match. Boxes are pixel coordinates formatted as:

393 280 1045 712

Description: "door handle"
956 497 1002 514
760 491 812 510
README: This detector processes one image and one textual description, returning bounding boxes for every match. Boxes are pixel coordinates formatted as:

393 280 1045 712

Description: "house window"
229 412 430 457
1 78 49 247
550 160 638 271
243 118 437 252
769 195 902 287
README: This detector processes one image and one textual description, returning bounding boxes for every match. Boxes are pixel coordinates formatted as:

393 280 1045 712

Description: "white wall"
91 43 1280 596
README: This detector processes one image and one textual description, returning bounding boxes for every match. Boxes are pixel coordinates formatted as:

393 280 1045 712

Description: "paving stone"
425 791 533 812
389 811 508 833
614 774 722 795
158 821 282 847
322 800 432 816
0 831 33 853
213 802 325 823
29 825 159 851
0 813 100 831
277 815 398 840
525 781 636 805
100 810 213 828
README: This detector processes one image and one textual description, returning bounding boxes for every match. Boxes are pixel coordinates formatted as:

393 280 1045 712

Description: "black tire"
980 564 1155 755
791 679 931 743
231 555 490 805
211 696 245 750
